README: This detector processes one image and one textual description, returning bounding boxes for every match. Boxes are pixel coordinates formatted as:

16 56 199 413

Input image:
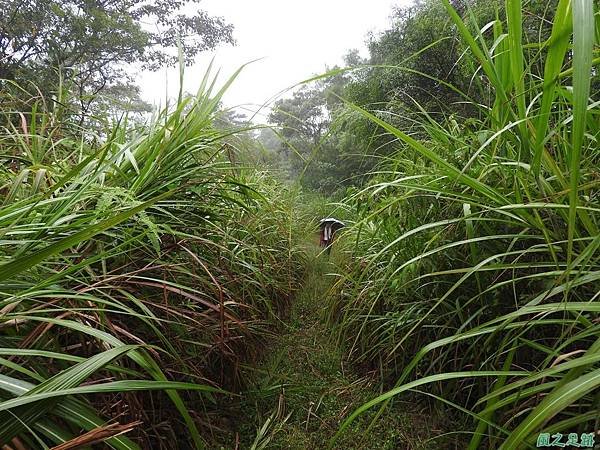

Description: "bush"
0 72 306 448
329 0 600 448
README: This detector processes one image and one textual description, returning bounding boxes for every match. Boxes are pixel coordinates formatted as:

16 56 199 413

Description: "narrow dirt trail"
230 245 428 450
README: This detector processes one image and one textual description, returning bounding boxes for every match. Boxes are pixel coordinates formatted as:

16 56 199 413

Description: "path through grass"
223 244 446 449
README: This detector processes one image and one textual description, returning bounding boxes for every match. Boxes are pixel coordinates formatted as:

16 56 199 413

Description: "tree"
268 84 330 181
0 0 234 117
266 52 378 193
90 82 153 120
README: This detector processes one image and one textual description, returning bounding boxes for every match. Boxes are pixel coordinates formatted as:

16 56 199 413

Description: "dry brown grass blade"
49 421 142 450
19 311 71 349
179 244 228 382
18 112 29 145
2 436 28 450
131 280 244 326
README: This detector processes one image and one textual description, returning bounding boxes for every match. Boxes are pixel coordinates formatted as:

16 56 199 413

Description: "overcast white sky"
139 0 409 121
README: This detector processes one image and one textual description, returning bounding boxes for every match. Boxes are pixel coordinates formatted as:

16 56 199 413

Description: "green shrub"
330 1 600 448
0 71 306 448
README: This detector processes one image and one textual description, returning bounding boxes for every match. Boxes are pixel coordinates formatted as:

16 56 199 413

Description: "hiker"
319 218 345 254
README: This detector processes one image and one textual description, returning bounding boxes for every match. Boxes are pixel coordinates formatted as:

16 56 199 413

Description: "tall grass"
0 70 306 448
328 0 600 447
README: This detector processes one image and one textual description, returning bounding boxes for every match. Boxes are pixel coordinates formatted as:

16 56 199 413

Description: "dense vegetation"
0 71 308 448
0 0 599 448
0 0 234 120
326 0 600 448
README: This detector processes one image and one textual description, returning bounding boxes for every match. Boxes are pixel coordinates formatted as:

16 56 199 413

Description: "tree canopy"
0 0 234 117
265 0 568 194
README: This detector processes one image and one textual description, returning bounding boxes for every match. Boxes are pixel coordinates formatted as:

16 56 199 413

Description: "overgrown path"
227 244 428 450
